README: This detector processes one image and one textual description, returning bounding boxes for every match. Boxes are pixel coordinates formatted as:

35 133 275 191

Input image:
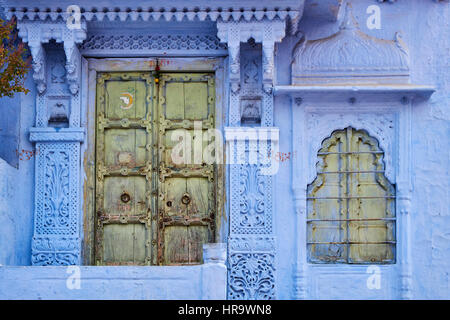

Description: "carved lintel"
29 43 47 95
64 43 81 95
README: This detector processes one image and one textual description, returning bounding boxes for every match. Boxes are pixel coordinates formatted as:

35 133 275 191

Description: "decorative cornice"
17 21 87 45
5 1 303 24
292 3 410 85
273 84 436 100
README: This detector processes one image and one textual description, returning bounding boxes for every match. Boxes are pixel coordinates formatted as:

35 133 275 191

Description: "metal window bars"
307 127 396 264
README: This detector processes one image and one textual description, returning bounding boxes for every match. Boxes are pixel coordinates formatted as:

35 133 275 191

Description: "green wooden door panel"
104 129 147 168
102 224 147 265
163 226 209 265
164 177 188 216
184 82 209 120
158 73 215 265
186 177 209 215
103 176 147 216
96 72 154 266
164 82 185 120
105 80 146 119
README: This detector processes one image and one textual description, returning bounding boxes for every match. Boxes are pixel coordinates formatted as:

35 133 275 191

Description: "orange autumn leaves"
0 16 31 98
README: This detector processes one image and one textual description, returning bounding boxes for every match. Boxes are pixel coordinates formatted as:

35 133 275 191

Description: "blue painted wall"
0 74 36 266
273 0 449 299
0 0 448 299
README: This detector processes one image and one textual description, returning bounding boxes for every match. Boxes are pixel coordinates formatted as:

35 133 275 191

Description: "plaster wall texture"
0 265 226 299
0 75 36 266
0 0 448 299
273 0 449 299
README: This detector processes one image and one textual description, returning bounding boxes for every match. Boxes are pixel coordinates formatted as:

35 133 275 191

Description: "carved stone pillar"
218 20 286 299
18 21 87 265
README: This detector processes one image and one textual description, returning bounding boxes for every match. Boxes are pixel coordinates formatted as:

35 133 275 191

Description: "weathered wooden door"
158 73 216 265
95 72 216 265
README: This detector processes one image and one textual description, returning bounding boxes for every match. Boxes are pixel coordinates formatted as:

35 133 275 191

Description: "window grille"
307 127 396 264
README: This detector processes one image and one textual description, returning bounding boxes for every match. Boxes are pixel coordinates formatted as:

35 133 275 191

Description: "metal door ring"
181 193 191 205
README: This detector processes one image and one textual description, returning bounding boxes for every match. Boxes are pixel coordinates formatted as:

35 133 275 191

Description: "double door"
95 72 216 265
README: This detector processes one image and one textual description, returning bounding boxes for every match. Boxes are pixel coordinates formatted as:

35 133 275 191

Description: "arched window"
307 127 395 264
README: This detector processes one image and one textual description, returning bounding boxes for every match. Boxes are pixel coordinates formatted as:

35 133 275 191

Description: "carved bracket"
17 21 87 96
217 21 286 95
29 43 47 95
64 43 82 95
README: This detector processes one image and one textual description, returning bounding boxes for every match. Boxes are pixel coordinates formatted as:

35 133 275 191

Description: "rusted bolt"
121 192 131 203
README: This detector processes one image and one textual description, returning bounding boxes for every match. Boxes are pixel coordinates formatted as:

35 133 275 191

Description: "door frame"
81 57 228 265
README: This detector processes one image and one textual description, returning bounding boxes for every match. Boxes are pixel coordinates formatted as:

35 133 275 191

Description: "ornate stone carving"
5 2 303 23
262 43 274 94
80 34 226 53
243 58 259 86
306 112 396 184
48 99 69 126
41 151 70 232
29 44 47 95
32 143 81 265
64 43 81 95
292 4 410 84
228 236 276 300
228 252 276 300
50 59 66 84
227 140 276 298
236 165 268 232
32 237 80 266
226 127 278 298
229 236 276 252
17 19 86 265
240 98 261 125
